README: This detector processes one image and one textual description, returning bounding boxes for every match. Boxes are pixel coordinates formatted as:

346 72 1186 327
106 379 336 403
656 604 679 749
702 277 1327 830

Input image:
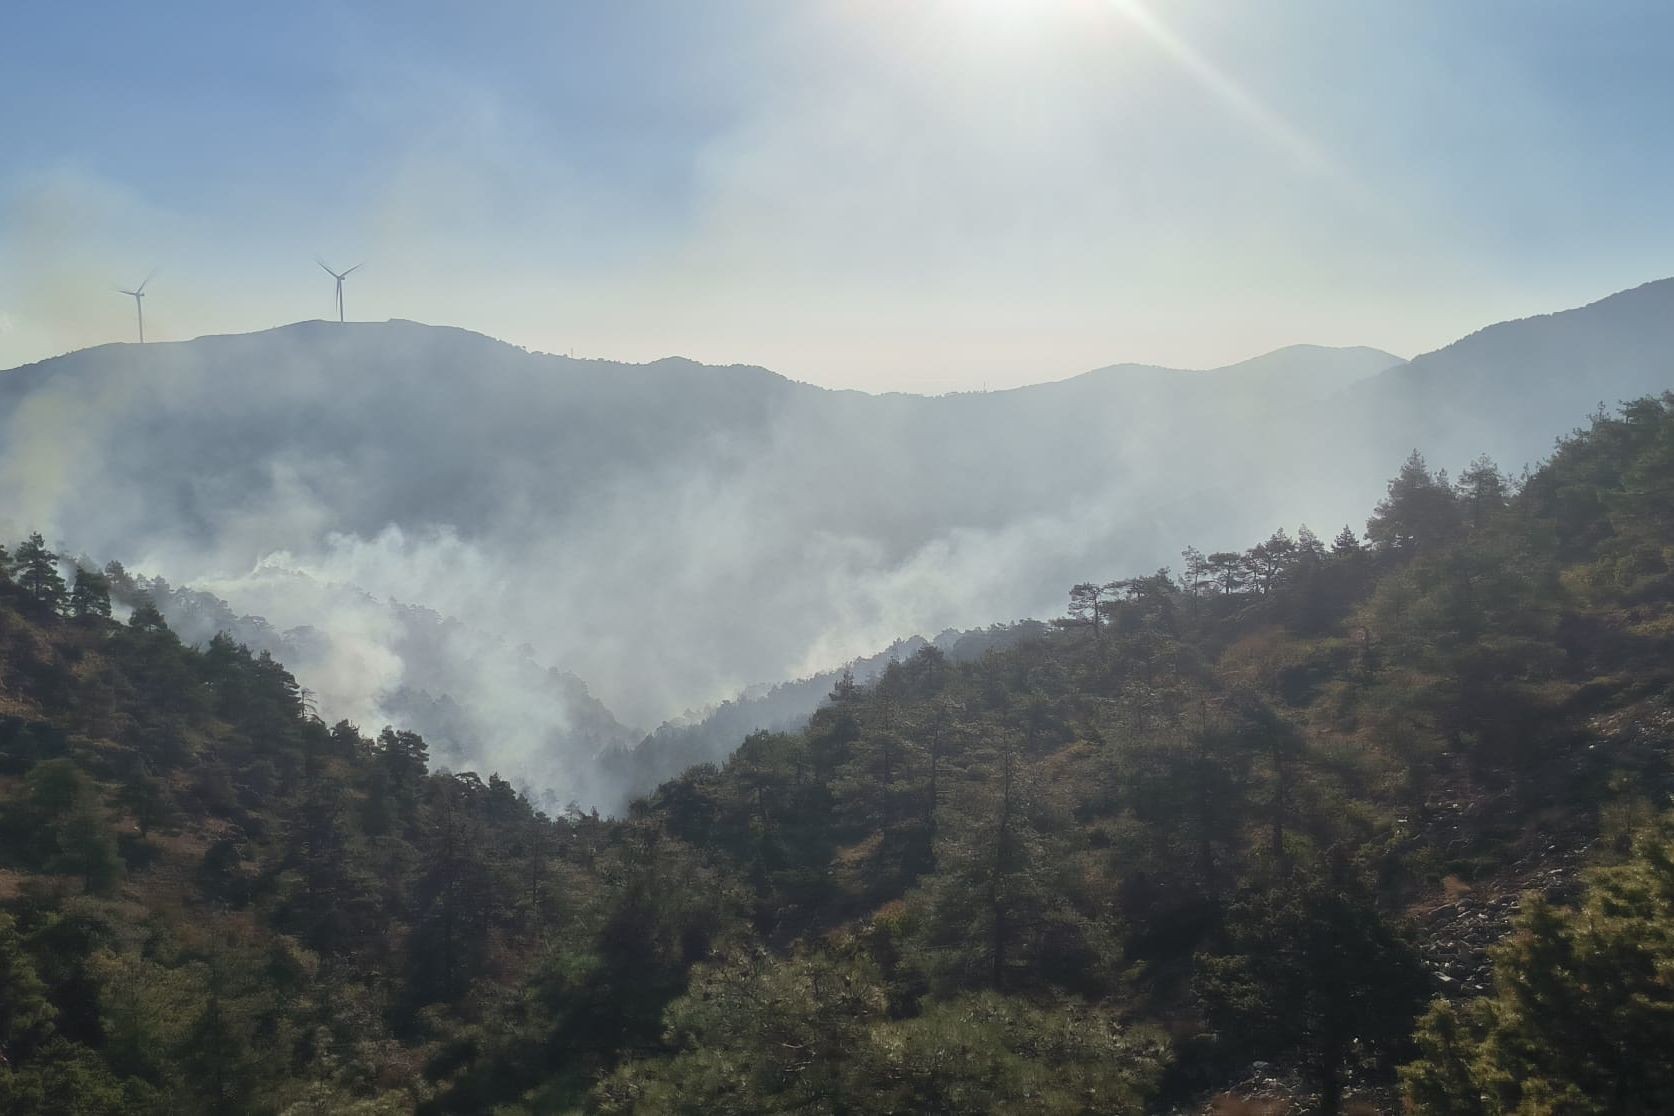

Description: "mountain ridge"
1 322 1408 400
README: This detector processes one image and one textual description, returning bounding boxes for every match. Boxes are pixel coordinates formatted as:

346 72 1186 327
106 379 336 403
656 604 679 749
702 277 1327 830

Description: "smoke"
112 475 1110 812
3 280 1669 810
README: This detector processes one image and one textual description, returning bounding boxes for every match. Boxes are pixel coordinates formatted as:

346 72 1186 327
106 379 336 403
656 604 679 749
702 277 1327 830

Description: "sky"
3 0 1673 393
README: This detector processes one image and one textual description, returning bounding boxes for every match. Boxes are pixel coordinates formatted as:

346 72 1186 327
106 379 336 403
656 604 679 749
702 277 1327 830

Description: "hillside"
1 280 1671 811
616 620 1053 791
131 576 642 812
0 394 1672 1112
1327 277 1674 480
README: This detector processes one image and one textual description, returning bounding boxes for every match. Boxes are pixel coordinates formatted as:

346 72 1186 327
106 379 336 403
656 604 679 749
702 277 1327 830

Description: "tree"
53 799 125 894
1402 816 1674 1114
118 772 177 838
402 777 495 1014
69 567 112 621
829 667 860 705
1280 525 1334 633
12 534 67 614
1107 570 1176 629
596 947 884 1114
1245 529 1298 597
21 759 124 893
127 597 171 634
0 1039 133 1115
1330 524 1363 557
198 838 250 906
1196 877 1428 1113
1179 545 1210 598
1366 451 1461 554
101 560 137 600
1455 454 1511 531
596 949 1168 1115
872 993 1167 1115
1295 524 1326 564
1124 714 1251 892
1063 582 1104 637
918 724 1105 997
1206 552 1247 596
177 982 256 1115
985 734 1023 990
363 727 430 837
0 913 55 1066
1240 703 1304 867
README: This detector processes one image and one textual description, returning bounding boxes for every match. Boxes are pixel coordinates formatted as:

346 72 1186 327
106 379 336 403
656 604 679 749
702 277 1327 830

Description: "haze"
7 2 1674 811
5 1 1674 392
5 272 1674 810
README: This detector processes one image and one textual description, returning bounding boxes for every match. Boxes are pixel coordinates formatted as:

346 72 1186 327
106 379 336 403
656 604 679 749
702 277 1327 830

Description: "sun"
956 0 1049 25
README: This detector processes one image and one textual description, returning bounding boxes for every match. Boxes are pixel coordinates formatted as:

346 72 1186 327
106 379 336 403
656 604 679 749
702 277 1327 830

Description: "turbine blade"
136 268 156 293
342 262 364 277
317 258 337 277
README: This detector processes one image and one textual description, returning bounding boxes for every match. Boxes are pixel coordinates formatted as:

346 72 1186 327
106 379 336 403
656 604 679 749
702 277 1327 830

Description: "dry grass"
1441 873 1474 899
834 830 884 869
1209 1096 1293 1116
1206 1089 1395 1115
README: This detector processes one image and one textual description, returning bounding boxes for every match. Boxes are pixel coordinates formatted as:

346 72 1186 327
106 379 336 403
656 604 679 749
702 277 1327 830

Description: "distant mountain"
1340 277 1674 470
1068 343 1404 397
1228 278 1674 545
3 279 1671 807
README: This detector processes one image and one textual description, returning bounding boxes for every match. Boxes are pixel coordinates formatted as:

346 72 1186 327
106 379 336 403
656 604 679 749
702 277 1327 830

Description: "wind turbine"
118 271 154 343
316 258 362 323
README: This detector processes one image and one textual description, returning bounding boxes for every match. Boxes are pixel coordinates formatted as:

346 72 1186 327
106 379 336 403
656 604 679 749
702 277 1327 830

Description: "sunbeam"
1104 0 1350 186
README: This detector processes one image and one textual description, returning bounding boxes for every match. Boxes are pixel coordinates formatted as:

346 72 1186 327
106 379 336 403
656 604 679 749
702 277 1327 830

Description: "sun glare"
946 0 1080 37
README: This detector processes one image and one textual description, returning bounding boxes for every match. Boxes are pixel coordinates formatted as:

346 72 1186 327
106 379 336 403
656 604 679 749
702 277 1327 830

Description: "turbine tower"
118 271 154 343
316 259 362 323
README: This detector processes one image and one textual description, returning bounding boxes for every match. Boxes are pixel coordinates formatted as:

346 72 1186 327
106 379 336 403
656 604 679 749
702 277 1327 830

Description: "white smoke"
4 281 1668 809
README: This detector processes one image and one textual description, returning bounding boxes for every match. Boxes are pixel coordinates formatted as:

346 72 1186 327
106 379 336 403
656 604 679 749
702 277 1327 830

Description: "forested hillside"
2 396 1673 1113
616 621 1052 797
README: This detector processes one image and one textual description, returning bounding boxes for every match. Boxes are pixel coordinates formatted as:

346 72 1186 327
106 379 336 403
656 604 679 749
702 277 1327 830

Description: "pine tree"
178 981 255 1115
53 799 124 895
1295 524 1326 563
1366 451 1462 553
1197 877 1427 1114
1063 582 1104 637
1455 453 1511 530
1245 529 1297 596
118 772 177 837
1402 816 1674 1113
1179 545 1210 599
127 596 171 633
1207 551 1247 595
0 913 55 1065
68 566 112 621
12 533 67 613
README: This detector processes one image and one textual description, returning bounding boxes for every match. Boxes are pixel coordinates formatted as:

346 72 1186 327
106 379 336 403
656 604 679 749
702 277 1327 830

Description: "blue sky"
3 0 1672 390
